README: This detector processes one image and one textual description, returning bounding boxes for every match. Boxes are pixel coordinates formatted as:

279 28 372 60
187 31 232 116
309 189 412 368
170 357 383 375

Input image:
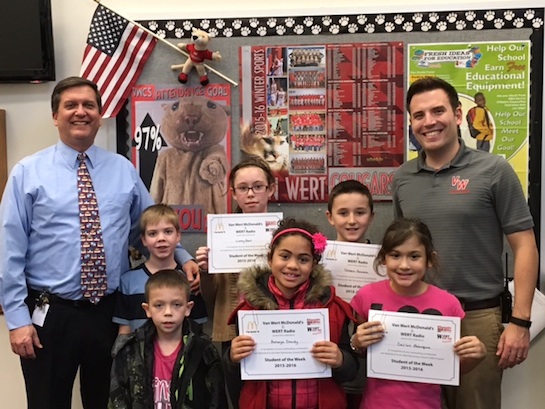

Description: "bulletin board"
116 6 544 284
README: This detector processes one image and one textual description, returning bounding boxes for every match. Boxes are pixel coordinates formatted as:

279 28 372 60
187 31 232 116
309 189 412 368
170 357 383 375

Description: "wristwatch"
510 316 532 328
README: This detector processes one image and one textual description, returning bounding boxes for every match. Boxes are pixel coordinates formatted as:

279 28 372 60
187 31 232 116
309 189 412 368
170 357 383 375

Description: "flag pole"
91 0 238 86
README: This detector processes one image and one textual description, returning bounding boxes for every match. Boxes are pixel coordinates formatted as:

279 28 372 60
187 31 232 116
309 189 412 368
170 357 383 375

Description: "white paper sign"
237 309 331 380
207 212 282 273
322 240 383 302
367 310 461 386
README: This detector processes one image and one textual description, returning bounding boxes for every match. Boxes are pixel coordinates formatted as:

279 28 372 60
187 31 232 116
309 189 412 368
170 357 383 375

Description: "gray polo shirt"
392 139 534 301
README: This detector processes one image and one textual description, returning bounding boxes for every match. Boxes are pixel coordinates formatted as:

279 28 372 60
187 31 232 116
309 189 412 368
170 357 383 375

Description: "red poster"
240 42 403 202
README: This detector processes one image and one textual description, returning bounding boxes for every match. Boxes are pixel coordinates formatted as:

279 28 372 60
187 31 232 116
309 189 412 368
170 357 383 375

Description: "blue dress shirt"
0 141 192 330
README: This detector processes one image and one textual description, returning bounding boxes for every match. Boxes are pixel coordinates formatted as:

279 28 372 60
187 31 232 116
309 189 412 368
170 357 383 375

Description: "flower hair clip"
311 232 327 255
271 228 328 256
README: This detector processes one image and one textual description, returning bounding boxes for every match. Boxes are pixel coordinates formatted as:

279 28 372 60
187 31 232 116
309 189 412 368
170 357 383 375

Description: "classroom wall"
0 1 544 408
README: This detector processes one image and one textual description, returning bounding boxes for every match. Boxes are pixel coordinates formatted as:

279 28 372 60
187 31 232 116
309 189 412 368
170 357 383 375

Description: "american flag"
80 5 157 118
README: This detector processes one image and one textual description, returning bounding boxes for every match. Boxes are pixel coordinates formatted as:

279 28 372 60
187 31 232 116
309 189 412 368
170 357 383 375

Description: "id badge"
31 303 50 327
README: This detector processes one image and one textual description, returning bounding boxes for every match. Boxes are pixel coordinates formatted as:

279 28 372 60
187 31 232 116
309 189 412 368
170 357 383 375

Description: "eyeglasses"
233 184 269 194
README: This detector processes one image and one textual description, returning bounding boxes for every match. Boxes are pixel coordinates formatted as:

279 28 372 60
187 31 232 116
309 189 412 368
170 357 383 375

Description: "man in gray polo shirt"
393 76 538 409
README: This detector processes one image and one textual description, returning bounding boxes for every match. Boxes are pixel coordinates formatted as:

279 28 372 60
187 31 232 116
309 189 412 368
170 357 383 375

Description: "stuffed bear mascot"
171 28 222 86
150 95 230 217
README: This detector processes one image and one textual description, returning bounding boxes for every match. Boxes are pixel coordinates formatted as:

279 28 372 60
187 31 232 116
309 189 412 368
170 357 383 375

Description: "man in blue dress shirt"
0 76 200 409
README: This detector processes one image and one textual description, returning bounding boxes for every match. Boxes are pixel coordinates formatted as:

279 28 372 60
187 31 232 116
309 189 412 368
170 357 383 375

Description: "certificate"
207 212 282 273
367 310 461 386
322 241 384 302
237 309 331 380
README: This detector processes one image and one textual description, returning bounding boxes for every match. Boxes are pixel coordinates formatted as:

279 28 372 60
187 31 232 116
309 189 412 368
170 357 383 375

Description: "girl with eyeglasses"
197 158 276 350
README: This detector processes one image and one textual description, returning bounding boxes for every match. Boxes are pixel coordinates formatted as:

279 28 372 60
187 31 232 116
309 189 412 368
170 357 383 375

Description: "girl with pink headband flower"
224 217 358 409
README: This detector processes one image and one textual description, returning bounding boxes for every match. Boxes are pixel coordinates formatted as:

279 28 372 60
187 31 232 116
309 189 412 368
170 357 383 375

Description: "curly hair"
268 218 323 262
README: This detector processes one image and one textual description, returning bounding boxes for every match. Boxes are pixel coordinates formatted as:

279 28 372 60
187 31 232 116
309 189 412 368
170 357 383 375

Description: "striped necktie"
77 153 107 304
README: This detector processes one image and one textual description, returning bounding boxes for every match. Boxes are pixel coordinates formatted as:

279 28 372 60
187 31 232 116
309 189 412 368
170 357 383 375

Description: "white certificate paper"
207 212 282 273
367 310 461 386
237 309 331 380
322 241 383 302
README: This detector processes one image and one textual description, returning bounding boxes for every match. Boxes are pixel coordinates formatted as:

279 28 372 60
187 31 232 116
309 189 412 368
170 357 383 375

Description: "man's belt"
458 296 501 311
28 289 95 307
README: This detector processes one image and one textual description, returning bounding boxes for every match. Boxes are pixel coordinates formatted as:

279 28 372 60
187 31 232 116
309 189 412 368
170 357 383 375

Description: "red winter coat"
225 264 358 409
